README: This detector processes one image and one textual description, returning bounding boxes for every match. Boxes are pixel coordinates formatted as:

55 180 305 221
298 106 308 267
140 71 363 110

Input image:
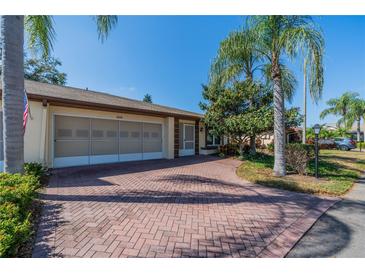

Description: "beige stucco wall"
0 100 46 164
164 117 174 159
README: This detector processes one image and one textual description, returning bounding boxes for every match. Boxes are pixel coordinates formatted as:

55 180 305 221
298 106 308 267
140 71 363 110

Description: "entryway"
179 123 195 156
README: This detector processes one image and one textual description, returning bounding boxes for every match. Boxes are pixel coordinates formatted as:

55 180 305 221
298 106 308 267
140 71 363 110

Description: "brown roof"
20 80 203 119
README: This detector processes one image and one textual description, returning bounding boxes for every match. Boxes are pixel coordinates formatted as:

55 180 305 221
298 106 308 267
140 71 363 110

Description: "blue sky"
47 16 365 126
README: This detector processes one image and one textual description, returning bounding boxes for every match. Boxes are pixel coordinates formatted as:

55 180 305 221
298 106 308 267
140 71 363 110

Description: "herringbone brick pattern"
32 156 337 258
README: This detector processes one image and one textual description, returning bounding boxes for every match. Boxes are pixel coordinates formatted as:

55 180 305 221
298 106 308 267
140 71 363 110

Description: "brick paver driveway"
33 156 337 258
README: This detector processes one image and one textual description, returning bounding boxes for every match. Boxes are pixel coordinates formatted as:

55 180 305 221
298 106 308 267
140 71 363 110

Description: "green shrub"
0 173 39 257
0 174 39 209
24 162 47 179
0 202 31 257
357 142 365 149
285 143 314 175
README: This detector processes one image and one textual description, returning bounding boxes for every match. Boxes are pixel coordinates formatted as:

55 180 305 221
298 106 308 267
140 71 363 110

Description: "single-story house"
0 80 215 170
259 127 303 147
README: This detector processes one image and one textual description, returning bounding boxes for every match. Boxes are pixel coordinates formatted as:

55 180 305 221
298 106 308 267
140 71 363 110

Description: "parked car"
334 137 357 151
318 138 337 149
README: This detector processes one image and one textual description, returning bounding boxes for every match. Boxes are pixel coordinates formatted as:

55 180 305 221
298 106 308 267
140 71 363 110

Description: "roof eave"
27 93 203 120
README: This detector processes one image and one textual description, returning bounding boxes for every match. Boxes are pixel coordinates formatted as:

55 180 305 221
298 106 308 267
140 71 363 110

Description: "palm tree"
1 15 118 173
320 92 360 129
249 16 324 176
344 98 365 142
209 27 260 154
209 26 297 155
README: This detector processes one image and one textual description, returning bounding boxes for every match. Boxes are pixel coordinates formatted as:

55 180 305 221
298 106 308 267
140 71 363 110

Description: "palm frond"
209 26 260 88
320 107 335 120
25 16 55 58
280 17 325 102
94 15 118 43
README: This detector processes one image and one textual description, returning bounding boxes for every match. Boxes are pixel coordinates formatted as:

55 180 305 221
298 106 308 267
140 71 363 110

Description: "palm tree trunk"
272 58 286 176
357 118 361 142
302 59 307 144
1 16 25 173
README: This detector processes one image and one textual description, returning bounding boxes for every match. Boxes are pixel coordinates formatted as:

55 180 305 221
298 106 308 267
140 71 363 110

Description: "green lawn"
236 149 365 196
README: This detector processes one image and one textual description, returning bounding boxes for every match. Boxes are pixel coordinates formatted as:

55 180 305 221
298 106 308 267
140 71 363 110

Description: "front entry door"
180 124 195 156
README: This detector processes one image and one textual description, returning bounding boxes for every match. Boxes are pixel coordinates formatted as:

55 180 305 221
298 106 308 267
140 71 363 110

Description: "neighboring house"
348 122 365 141
259 127 302 146
322 122 338 131
0 80 208 170
323 122 364 141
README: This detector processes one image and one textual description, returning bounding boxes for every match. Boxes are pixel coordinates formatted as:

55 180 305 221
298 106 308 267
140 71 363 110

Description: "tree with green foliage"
24 56 67 85
143 93 153 103
1 15 118 173
284 107 304 129
200 81 273 156
249 16 324 176
201 81 303 156
320 92 360 129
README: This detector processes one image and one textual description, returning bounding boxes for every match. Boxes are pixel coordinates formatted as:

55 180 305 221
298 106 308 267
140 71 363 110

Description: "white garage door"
54 115 163 168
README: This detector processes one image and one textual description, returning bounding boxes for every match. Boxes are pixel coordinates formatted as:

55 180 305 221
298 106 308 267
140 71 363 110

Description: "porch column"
164 117 174 159
39 100 49 165
195 120 199 155
174 118 179 158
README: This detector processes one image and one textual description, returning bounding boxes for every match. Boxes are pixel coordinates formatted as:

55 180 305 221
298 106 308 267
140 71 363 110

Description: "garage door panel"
119 121 143 156
120 142 142 154
92 119 118 138
55 140 90 158
55 116 90 140
143 141 162 153
143 123 162 154
91 119 118 156
91 140 118 155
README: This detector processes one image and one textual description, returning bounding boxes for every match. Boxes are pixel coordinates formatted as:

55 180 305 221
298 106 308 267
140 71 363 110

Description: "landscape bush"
24 162 47 179
0 173 40 257
219 143 239 156
285 143 314 175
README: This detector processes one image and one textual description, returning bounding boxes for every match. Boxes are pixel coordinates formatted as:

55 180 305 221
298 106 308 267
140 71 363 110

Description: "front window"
207 133 221 146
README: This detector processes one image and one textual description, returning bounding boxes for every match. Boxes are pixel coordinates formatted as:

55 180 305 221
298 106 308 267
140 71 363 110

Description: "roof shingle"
22 80 203 119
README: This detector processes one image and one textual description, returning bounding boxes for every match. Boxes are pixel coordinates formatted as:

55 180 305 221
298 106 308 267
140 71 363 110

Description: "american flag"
23 89 30 132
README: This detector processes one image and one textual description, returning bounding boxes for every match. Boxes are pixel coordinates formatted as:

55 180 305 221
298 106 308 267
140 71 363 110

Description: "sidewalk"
287 175 365 258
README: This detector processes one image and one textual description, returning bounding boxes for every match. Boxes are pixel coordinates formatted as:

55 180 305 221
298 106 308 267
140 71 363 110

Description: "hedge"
0 172 40 257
